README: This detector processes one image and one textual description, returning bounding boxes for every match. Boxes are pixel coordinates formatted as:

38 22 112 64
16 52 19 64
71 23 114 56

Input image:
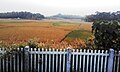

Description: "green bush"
92 20 120 50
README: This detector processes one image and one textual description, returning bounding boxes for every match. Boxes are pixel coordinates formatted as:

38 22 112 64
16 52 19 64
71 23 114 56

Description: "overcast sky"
0 0 120 16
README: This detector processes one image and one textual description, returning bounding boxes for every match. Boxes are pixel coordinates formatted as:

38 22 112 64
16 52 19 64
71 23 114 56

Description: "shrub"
92 20 120 50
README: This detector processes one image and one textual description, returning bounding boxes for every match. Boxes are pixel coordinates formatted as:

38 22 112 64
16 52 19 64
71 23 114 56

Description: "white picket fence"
0 47 120 72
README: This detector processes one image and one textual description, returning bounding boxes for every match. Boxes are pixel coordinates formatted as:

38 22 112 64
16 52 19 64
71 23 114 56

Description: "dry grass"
0 19 92 48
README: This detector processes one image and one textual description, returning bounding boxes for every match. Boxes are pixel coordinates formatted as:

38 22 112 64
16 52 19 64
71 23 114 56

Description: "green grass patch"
51 22 61 26
50 21 79 26
67 30 92 39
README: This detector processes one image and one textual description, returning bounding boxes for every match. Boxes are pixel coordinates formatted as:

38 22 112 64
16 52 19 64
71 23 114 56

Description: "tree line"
86 11 120 22
0 11 45 20
47 13 84 20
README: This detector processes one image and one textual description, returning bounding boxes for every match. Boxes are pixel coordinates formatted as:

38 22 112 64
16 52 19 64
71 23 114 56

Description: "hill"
47 13 84 20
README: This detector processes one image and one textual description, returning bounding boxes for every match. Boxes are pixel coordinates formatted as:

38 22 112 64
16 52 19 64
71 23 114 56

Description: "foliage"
0 48 21 59
92 20 120 50
0 39 39 48
0 38 38 59
86 11 120 22
27 38 39 48
0 11 44 20
47 13 84 20
85 36 95 49
0 41 8 48
0 20 92 49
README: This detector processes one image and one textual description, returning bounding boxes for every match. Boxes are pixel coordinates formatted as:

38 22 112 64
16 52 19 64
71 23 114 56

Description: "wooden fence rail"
0 46 120 72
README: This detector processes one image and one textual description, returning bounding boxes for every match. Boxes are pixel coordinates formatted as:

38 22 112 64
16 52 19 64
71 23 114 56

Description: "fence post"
66 47 72 72
107 48 114 72
24 46 30 72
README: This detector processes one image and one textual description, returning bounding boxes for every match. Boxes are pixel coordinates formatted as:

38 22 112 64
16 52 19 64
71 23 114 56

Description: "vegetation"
67 30 92 39
0 20 92 49
86 11 120 22
0 11 44 20
47 13 84 20
92 20 120 50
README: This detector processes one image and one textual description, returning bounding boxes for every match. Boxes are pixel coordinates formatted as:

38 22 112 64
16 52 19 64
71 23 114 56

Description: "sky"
0 0 120 16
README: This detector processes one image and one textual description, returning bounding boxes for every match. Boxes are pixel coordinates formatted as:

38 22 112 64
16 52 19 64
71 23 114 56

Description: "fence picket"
86 49 89 72
83 49 86 72
34 48 37 72
17 48 20 72
21 48 23 72
72 49 75 71
100 50 104 72
9 51 11 72
113 51 117 72
63 49 66 72
30 48 33 72
14 50 16 72
41 48 44 72
104 50 108 72
90 50 93 72
56 49 58 72
79 49 82 72
52 48 55 72
59 49 62 72
75 49 78 72
97 50 100 72
6 57 9 72
4 49 6 72
49 48 51 72
45 49 48 72
93 50 97 72
38 48 40 72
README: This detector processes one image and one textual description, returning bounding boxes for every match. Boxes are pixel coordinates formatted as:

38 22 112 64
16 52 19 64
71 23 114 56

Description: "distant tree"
86 11 120 22
0 11 45 20
50 13 83 19
92 20 120 50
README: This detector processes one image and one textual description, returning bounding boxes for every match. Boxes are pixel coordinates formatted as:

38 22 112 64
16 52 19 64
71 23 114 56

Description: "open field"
0 19 92 48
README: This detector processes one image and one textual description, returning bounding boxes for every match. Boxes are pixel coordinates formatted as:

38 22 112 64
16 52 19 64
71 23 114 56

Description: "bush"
27 38 39 48
92 20 120 50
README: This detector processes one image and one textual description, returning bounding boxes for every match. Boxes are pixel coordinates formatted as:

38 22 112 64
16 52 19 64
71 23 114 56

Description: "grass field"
0 19 92 48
